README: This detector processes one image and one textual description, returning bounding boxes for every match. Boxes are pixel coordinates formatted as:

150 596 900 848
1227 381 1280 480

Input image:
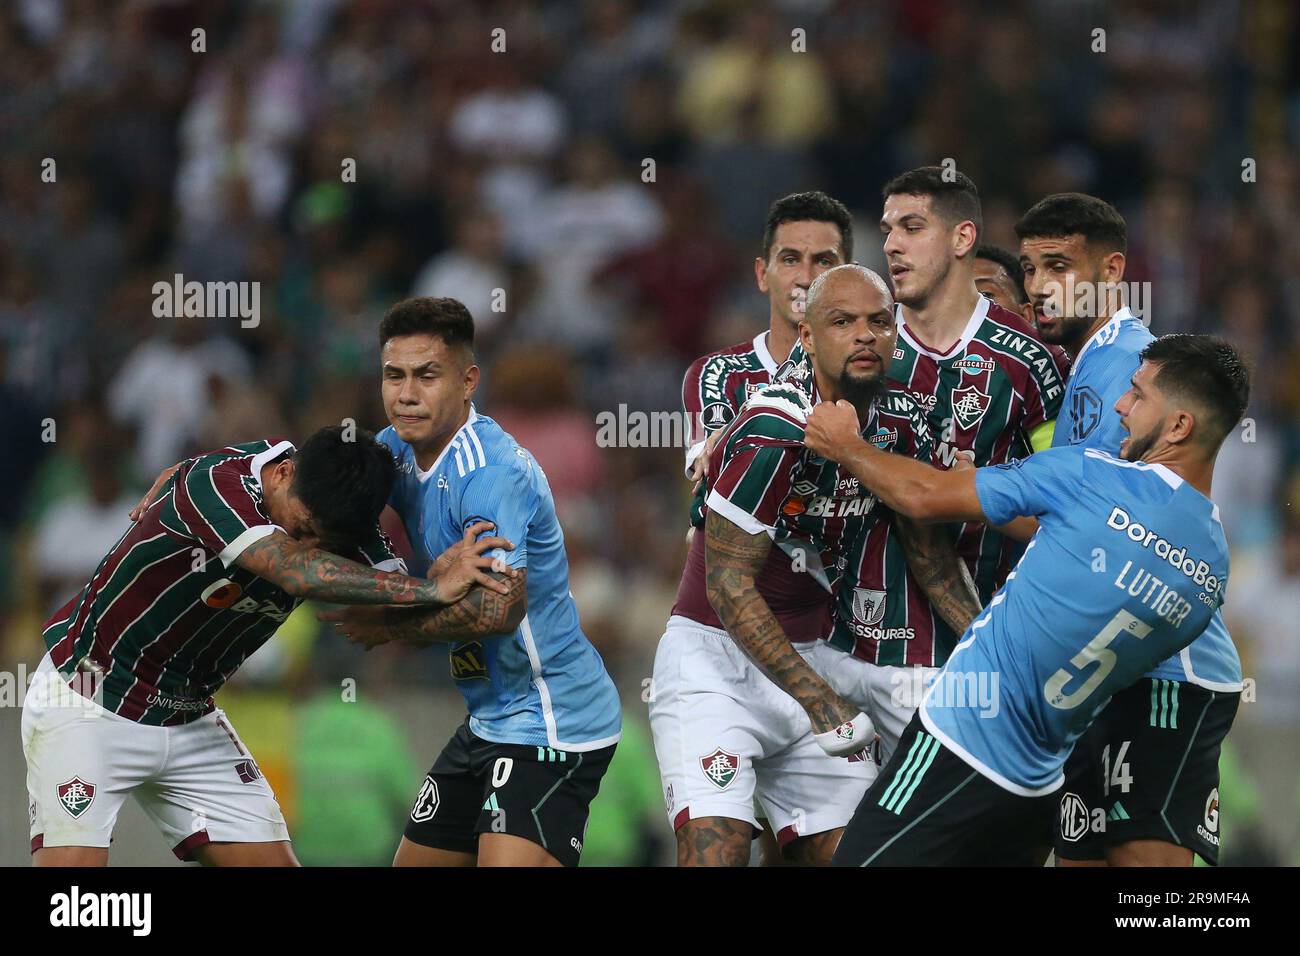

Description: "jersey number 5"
1044 609 1153 710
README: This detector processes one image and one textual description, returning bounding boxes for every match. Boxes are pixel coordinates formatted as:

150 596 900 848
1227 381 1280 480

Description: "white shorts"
648 616 875 847
812 650 939 766
22 653 289 860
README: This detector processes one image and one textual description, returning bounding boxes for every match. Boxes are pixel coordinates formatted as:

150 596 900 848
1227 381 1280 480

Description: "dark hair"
882 166 982 236
974 244 1028 304
761 190 854 261
1140 334 1251 449
379 296 475 356
291 425 396 546
1015 192 1127 254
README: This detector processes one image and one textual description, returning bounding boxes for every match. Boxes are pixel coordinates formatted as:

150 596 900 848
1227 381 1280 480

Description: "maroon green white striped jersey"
679 369 934 653
891 297 1068 604
43 439 403 726
681 332 785 528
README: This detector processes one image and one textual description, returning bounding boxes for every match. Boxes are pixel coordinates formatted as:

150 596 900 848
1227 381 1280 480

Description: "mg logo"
1059 792 1089 843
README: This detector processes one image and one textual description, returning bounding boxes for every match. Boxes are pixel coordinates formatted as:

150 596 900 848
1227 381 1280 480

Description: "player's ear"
952 221 978 259
754 256 769 293
275 457 295 489
798 318 814 356
464 363 480 401
1103 250 1126 285
1167 408 1197 447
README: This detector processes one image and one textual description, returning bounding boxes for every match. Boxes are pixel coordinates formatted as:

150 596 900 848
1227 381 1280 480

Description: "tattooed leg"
676 817 753 867
782 827 843 866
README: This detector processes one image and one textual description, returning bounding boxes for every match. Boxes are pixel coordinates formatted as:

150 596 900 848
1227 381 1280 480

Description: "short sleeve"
704 400 806 535
172 448 287 568
975 446 1082 526
451 465 537 570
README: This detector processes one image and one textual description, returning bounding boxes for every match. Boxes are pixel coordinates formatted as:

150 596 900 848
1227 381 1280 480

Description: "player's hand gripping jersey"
921 446 1230 795
379 409 621 751
41 439 402 725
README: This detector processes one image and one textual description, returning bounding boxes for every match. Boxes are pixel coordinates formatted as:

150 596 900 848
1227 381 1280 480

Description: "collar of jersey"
249 440 295 493
753 331 778 374
1085 448 1221 523
1075 306 1139 368
894 294 989 361
415 407 480 484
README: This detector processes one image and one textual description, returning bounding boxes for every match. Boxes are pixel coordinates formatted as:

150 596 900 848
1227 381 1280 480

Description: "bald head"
806 264 894 323
798 264 898 412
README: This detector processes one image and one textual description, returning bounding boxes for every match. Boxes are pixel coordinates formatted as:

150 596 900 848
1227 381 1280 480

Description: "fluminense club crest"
56 777 96 819
951 385 991 431
699 748 740 790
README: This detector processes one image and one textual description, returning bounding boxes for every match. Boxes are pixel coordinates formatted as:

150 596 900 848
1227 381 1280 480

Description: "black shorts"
1054 678 1240 865
832 713 1056 866
404 720 615 867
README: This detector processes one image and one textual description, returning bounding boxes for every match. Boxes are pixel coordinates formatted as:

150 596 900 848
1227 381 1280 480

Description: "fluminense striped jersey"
681 331 784 528
43 439 403 726
693 371 935 656
890 296 1069 603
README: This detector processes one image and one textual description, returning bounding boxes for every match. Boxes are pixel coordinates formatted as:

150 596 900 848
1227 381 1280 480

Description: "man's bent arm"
836 440 985 524
380 570 528 644
704 509 855 734
891 514 983 635
236 532 452 606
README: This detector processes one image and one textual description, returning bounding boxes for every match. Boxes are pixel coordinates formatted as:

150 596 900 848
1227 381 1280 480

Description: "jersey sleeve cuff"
973 470 1013 528
705 489 775 537
218 524 283 568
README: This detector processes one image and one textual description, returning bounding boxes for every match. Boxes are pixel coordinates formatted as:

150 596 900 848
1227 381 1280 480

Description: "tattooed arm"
704 509 858 735
891 514 983 635
325 569 530 649
236 526 512 607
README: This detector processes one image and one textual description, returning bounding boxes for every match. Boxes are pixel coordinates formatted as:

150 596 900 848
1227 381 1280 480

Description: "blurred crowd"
1 0 1298 864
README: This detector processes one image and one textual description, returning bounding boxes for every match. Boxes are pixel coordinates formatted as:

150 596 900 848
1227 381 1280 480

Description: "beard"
1121 417 1164 463
1036 311 1093 350
838 365 887 413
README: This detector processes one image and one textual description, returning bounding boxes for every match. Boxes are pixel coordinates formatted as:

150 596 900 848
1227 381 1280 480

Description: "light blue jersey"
1052 309 1242 690
920 446 1230 794
379 409 621 751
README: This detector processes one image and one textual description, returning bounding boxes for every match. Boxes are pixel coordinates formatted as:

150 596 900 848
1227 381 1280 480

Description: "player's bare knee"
781 827 842 866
